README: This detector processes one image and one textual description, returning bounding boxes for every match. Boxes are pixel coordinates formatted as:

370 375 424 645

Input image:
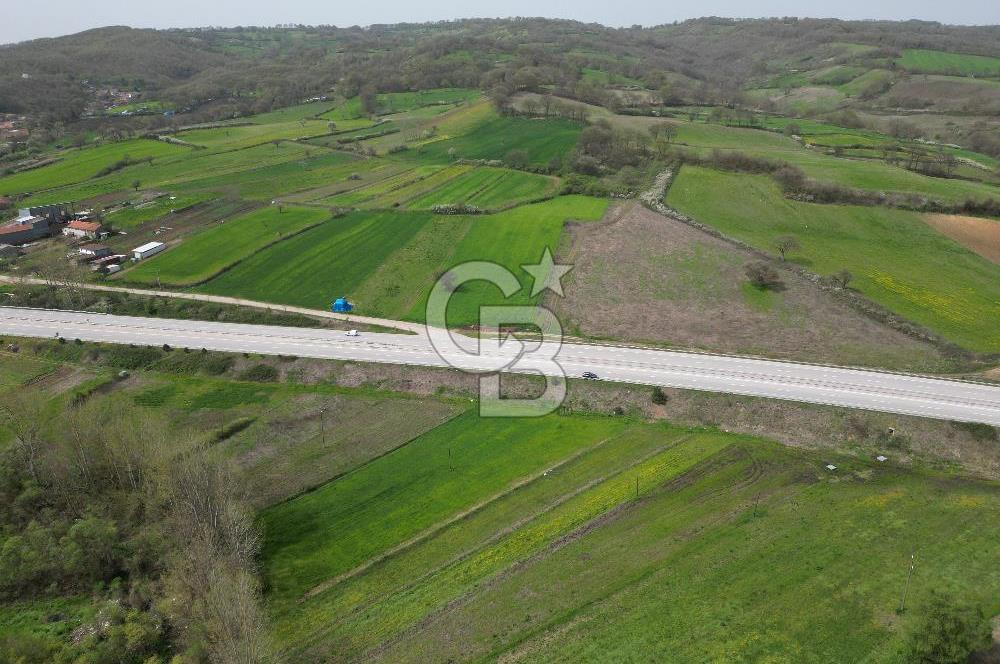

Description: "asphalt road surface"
2 307 999 425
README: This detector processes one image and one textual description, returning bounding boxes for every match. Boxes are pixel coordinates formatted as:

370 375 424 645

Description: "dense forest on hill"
2 18 999 152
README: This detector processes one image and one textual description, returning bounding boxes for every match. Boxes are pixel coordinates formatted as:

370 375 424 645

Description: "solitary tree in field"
327 121 337 133
905 592 991 664
831 269 853 289
132 179 141 192
745 261 783 290
773 235 800 261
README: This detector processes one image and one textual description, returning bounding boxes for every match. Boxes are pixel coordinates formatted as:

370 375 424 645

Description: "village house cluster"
0 114 29 148
0 201 168 274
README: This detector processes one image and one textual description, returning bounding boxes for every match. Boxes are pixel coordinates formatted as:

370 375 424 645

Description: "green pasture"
321 88 479 120
104 192 213 230
124 205 329 286
405 166 558 210
172 150 360 200
195 209 432 307
174 120 333 150
896 49 1000 77
0 139 190 196
22 141 316 206
262 409 1000 662
416 114 582 166
838 69 894 96
667 166 1000 351
195 196 606 322
261 411 631 608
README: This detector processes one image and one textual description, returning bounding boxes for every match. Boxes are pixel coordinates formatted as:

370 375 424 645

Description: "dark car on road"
581 371 599 380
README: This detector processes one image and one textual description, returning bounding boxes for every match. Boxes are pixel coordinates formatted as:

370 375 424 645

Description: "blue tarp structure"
332 297 353 313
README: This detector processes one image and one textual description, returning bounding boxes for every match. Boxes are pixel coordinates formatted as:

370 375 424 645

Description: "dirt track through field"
923 213 1000 264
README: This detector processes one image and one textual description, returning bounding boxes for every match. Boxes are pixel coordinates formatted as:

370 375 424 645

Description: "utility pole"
752 493 760 518
898 553 916 614
635 476 639 499
319 406 327 445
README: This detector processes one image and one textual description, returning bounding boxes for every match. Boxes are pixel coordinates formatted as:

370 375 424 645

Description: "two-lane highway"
2 307 999 425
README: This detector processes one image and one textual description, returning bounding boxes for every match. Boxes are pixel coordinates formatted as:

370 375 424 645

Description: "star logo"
521 248 573 297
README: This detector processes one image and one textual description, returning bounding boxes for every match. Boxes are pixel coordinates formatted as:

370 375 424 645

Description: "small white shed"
132 241 166 261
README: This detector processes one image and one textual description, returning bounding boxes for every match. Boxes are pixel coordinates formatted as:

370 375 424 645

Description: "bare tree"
773 235 800 261
831 269 853 289
745 261 783 290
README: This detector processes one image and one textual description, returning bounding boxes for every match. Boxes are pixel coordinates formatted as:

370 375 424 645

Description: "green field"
317 165 448 207
416 114 582 166
195 210 433 307
667 166 1000 351
260 410 1000 662
104 191 213 229
321 88 480 120
175 120 334 150
172 150 360 200
405 166 557 210
195 196 607 323
896 49 1000 77
0 139 190 196
315 163 558 211
428 195 608 324
124 205 330 286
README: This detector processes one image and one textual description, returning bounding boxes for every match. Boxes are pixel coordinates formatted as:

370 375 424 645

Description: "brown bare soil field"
924 213 1000 264
550 202 951 371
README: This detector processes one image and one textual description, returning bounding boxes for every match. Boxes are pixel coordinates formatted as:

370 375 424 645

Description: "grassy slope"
404 166 557 210
372 439 1000 663
124 205 330 286
667 166 1000 352
172 149 360 200
104 192 213 230
896 49 1000 76
22 141 316 206
417 114 582 166
175 120 334 150
261 410 1000 662
261 411 631 608
0 139 190 196
406 195 609 324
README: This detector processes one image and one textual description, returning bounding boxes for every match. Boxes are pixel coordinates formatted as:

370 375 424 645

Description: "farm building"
79 244 112 259
19 203 70 222
132 241 166 261
91 254 123 272
0 213 53 245
64 220 106 239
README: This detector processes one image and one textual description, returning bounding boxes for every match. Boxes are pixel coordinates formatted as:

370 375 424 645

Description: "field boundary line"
297 429 648 603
